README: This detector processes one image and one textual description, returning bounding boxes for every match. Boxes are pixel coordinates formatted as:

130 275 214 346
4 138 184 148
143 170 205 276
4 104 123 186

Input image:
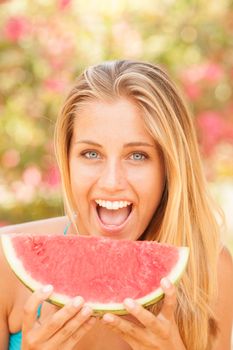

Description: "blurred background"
0 0 233 253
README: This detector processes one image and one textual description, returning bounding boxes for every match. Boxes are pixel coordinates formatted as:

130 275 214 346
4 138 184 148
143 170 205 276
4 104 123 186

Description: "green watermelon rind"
1 234 189 316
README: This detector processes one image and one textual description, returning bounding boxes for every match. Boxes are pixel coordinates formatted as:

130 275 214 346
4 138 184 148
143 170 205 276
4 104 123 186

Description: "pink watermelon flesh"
6 235 181 303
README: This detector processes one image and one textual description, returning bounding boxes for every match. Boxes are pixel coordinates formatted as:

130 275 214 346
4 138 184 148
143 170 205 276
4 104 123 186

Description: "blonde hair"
54 60 221 349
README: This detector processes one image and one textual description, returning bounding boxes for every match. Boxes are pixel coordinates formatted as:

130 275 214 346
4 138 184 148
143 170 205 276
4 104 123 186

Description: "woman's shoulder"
0 235 19 341
0 216 72 340
217 245 233 314
218 245 233 278
0 216 70 235
213 245 233 349
217 245 233 312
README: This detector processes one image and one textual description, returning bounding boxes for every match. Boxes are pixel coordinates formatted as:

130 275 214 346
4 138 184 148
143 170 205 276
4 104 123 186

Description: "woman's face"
69 98 165 240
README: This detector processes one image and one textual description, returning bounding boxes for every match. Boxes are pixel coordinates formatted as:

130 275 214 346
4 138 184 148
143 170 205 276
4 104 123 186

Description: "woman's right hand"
21 285 96 349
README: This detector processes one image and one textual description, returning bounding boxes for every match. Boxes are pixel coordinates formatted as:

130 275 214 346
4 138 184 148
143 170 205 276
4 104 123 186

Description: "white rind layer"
1 234 189 315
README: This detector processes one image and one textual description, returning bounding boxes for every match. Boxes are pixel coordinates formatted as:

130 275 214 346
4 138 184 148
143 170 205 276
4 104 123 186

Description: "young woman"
0 60 232 350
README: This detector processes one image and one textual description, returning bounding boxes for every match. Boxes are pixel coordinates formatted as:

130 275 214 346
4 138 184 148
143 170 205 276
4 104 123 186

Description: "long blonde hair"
54 60 221 349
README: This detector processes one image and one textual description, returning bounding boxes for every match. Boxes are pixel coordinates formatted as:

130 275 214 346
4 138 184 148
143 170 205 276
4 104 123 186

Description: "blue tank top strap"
8 331 22 350
37 303 42 317
63 221 71 235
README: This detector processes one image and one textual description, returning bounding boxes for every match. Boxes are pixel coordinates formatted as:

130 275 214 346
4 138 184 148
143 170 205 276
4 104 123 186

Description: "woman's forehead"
71 98 155 143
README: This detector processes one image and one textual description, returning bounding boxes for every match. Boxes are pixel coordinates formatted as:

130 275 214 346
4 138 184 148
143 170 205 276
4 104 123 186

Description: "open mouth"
95 200 133 227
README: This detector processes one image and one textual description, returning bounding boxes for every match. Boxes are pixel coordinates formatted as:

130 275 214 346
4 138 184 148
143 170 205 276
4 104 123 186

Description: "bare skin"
0 218 131 350
0 217 232 349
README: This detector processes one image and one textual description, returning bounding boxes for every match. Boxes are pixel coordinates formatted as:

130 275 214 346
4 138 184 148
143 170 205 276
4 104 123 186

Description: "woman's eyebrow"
75 140 155 148
75 140 101 147
124 142 155 148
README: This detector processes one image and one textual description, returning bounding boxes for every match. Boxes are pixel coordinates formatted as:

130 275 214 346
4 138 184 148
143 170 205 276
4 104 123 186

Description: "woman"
0 60 232 349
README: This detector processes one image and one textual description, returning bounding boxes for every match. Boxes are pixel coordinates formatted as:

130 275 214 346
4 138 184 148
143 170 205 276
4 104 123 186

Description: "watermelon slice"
1 234 189 315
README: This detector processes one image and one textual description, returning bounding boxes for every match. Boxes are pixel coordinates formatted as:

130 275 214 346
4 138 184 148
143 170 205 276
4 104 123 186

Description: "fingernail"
161 278 171 289
103 313 115 323
81 306 92 316
124 298 136 309
42 284 53 293
72 296 84 308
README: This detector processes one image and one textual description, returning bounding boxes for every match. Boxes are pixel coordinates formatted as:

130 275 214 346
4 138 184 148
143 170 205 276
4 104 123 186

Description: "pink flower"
12 180 36 203
196 111 231 155
43 165 60 188
4 16 30 42
183 83 201 101
181 62 224 84
44 78 68 93
1 149 20 168
203 63 224 83
35 20 75 70
58 0 71 10
23 166 42 187
198 111 224 134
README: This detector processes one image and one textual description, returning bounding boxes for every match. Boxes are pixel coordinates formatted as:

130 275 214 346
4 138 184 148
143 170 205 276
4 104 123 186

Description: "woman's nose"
97 160 125 192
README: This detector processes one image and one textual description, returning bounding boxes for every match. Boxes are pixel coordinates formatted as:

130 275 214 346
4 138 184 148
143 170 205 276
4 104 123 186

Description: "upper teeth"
95 200 131 210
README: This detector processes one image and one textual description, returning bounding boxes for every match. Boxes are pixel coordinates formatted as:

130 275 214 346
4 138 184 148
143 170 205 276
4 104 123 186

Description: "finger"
159 278 177 321
35 296 85 340
45 305 95 346
102 313 143 342
22 285 53 332
62 316 96 346
123 298 163 332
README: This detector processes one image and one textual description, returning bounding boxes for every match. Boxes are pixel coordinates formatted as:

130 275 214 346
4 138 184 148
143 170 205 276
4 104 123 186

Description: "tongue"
98 206 130 226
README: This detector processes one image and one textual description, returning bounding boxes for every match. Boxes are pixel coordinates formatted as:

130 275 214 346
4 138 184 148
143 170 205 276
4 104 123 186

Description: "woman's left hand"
102 278 186 350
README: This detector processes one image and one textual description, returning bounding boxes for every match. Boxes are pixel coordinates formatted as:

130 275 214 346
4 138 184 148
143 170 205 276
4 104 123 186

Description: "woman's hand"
102 278 186 350
21 285 96 349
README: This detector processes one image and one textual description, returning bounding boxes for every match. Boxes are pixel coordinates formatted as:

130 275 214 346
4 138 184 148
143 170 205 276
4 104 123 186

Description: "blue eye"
130 153 146 161
84 151 100 159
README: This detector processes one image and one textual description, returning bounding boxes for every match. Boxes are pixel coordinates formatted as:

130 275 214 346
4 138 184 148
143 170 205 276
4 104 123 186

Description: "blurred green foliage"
0 0 233 251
